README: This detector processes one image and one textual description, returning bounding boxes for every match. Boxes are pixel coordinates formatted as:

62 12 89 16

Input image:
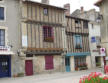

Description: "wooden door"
25 60 33 76
65 57 70 72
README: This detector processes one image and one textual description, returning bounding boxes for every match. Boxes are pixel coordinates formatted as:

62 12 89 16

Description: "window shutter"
45 56 54 70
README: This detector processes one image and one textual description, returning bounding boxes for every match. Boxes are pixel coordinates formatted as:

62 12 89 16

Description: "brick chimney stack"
41 0 49 4
64 3 70 16
80 6 84 13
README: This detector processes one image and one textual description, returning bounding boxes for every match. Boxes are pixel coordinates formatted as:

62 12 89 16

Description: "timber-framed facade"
20 0 66 75
65 16 91 72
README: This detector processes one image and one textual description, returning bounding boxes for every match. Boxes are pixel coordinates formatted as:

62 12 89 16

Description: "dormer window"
43 8 48 15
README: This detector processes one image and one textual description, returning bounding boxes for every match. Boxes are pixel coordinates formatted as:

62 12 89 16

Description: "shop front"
65 52 91 72
0 46 14 78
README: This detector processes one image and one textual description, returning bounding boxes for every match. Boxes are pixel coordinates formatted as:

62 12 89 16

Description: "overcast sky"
32 0 99 13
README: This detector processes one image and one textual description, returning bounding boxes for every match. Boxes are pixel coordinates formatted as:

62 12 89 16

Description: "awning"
0 51 15 55
66 52 91 56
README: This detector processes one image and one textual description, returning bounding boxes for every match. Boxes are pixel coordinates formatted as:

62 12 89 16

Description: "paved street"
0 68 103 83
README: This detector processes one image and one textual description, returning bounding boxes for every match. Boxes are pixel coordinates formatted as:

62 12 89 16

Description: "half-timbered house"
65 16 92 72
20 0 66 75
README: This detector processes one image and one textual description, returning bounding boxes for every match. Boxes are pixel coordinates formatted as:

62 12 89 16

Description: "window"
74 35 82 49
0 7 4 20
92 24 94 29
43 26 54 42
74 56 86 68
45 56 54 70
83 21 88 28
43 8 48 15
75 19 81 28
26 54 33 57
0 29 5 46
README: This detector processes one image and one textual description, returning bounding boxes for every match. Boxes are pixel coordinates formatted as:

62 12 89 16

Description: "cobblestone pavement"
0 68 103 83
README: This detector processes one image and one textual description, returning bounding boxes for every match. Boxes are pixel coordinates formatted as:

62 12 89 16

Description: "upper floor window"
0 29 5 46
0 7 4 20
75 19 81 28
74 35 82 49
43 26 54 42
43 8 48 15
83 21 88 28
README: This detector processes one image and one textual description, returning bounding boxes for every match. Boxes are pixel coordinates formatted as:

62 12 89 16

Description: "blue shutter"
73 35 76 48
74 35 82 49
0 7 4 20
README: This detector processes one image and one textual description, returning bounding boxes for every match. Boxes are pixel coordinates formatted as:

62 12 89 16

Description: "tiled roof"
23 0 66 10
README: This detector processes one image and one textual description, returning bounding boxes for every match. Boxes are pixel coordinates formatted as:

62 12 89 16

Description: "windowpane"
0 7 4 20
0 29 5 46
74 35 82 49
43 8 48 15
43 26 54 42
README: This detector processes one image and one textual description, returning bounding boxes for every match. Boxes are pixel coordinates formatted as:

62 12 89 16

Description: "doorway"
65 57 70 72
25 60 33 76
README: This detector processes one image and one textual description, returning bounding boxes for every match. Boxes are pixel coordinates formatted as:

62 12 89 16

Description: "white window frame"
0 26 7 46
0 5 6 22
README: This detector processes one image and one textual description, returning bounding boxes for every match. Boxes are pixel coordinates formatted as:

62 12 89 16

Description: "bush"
79 72 108 83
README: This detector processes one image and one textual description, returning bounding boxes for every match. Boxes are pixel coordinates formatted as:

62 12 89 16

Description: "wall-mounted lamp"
96 14 103 23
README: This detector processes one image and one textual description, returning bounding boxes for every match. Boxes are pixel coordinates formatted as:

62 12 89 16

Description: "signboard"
100 48 106 56
22 36 28 47
0 46 11 51
91 37 96 43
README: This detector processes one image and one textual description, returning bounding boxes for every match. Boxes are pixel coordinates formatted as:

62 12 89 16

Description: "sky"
32 0 99 13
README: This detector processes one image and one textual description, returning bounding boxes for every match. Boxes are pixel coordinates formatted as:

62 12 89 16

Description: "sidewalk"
0 68 103 83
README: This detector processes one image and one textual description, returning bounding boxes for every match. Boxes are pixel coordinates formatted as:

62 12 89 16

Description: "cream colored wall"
70 56 75 71
86 56 92 69
19 55 64 75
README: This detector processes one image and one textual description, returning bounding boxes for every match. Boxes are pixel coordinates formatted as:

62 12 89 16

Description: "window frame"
43 26 54 42
83 21 88 29
74 35 82 49
75 19 81 28
0 5 6 22
43 8 48 15
0 29 5 46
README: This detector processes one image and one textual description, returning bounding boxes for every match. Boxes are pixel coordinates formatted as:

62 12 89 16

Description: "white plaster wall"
89 23 101 68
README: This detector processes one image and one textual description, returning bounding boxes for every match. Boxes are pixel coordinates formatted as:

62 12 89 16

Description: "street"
0 68 103 83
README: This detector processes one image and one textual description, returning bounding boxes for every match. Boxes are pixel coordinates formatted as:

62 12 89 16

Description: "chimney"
41 0 49 4
64 3 70 16
80 6 84 13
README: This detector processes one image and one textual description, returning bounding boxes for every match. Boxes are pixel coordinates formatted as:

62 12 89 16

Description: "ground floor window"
74 56 87 70
45 56 54 70
95 56 101 67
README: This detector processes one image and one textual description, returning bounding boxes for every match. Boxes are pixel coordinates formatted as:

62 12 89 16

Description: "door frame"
65 56 71 72
25 60 33 76
0 55 11 78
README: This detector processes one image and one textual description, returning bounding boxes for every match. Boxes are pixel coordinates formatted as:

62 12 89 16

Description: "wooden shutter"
45 56 54 70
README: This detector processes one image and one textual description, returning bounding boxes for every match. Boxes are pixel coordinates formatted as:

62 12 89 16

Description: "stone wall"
19 55 65 76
